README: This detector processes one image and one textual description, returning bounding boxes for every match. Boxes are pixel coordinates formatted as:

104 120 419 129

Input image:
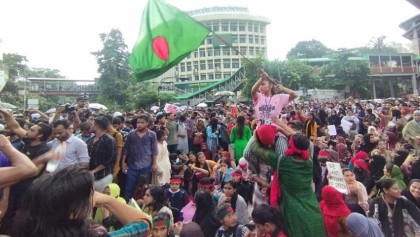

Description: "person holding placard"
341 168 369 215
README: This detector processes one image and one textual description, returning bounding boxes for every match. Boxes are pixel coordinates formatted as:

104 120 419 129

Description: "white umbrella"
196 102 208 107
45 108 56 114
89 103 107 110
0 102 17 109
150 106 160 111
214 91 235 96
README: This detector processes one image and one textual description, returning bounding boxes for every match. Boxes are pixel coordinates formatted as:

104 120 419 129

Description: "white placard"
327 125 337 136
340 119 352 134
326 161 348 194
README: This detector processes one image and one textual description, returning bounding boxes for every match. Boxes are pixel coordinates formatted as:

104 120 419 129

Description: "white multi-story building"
171 6 270 92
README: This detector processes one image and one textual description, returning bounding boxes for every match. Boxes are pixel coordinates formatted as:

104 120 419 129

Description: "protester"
11 165 151 237
346 213 384 237
369 179 420 237
214 203 250 237
319 186 351 237
276 134 326 236
251 204 287 237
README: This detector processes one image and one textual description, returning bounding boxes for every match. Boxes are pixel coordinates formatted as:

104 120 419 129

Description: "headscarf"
353 159 370 174
320 186 351 237
369 155 386 181
346 213 384 237
349 151 369 169
94 183 126 224
389 165 407 190
256 125 276 145
284 135 310 160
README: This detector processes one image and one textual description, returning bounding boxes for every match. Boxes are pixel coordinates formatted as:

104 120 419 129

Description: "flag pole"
210 31 279 85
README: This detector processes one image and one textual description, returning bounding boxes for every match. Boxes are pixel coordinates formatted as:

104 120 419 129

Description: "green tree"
125 82 178 110
320 52 371 98
277 59 319 90
92 29 131 108
240 57 267 99
286 39 331 59
28 68 64 78
1 53 29 80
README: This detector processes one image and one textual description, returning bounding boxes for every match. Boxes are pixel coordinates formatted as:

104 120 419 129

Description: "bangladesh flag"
128 0 210 82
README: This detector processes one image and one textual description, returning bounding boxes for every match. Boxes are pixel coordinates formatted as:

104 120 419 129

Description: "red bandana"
285 136 310 160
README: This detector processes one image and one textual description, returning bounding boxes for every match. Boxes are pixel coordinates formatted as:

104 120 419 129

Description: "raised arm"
276 84 298 101
0 108 26 138
251 70 268 100
0 135 37 187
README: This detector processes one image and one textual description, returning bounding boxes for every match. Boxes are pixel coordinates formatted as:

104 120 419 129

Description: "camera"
62 103 76 113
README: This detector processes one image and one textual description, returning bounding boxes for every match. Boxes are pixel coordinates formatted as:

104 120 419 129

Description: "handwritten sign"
327 125 337 136
326 162 348 194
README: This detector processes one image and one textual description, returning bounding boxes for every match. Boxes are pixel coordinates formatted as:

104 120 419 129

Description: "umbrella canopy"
89 103 107 110
0 102 17 109
45 108 56 114
214 91 235 96
196 102 208 107
150 105 160 111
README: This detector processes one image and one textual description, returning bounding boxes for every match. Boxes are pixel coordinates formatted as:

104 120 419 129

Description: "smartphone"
245 222 256 232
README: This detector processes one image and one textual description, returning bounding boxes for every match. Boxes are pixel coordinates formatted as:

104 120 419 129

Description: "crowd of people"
1 70 420 237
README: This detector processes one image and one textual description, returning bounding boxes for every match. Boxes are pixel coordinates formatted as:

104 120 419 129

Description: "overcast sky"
0 0 418 80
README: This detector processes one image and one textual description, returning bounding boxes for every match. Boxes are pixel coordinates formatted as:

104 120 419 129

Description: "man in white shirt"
48 119 90 170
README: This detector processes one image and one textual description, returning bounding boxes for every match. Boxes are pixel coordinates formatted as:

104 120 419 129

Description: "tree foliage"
320 52 372 98
92 29 132 107
1 53 29 80
240 57 267 99
286 39 331 59
28 68 64 78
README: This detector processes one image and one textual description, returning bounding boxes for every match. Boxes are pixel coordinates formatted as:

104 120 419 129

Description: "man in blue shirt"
122 114 158 202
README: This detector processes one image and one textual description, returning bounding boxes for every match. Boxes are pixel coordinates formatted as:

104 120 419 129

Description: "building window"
248 36 253 44
222 48 230 56
232 35 238 44
208 60 214 69
208 74 214 80
248 24 253 32
214 49 220 56
200 74 206 80
200 60 206 70
238 23 245 31
223 59 230 69
239 35 246 43
232 59 239 68
222 23 229 31
260 36 265 44
254 25 259 32
230 22 237 31
206 37 212 45
213 23 219 32
195 76 199 81
240 48 247 55
249 48 254 56
260 26 265 33
214 59 221 70
207 48 213 56
186 62 191 71
193 51 198 58
181 65 186 72
255 37 259 44
199 48 206 57
215 73 222 79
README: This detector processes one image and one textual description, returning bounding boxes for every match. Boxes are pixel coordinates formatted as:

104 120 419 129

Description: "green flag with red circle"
128 0 210 82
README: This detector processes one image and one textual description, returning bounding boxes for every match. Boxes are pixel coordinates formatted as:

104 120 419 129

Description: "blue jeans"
123 167 151 202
